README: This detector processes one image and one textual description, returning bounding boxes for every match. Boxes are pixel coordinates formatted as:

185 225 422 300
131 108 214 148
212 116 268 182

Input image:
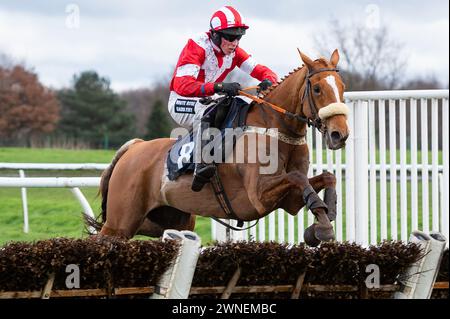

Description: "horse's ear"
297 48 314 70
330 49 340 67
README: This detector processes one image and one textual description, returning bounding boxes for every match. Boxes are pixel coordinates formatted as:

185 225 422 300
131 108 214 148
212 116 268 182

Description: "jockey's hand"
199 96 213 104
257 79 273 93
214 82 241 96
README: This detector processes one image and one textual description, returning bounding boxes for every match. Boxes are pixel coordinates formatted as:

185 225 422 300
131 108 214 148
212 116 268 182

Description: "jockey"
168 6 278 192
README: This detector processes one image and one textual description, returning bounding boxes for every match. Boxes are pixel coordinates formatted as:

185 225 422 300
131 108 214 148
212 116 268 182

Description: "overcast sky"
0 0 448 91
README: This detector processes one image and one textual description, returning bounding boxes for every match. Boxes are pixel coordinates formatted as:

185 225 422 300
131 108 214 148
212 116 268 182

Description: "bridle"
300 67 340 133
239 67 340 134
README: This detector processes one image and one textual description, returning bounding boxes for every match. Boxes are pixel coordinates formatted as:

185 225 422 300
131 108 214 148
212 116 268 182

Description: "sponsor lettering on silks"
174 99 196 114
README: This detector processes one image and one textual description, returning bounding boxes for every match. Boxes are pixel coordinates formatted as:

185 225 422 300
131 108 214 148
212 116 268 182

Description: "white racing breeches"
168 91 220 129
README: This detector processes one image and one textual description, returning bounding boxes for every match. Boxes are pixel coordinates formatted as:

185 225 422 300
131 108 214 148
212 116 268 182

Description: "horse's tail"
85 138 144 234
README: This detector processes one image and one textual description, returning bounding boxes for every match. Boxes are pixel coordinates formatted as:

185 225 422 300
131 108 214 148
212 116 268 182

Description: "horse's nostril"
330 131 342 143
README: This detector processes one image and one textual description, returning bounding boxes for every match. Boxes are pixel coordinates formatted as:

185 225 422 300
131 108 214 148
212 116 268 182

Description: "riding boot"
191 120 217 192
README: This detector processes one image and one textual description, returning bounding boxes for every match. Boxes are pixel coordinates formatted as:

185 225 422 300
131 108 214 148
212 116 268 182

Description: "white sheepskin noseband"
318 102 349 120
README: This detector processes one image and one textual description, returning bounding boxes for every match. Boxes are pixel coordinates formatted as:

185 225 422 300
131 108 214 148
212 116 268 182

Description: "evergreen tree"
145 99 171 140
57 71 135 148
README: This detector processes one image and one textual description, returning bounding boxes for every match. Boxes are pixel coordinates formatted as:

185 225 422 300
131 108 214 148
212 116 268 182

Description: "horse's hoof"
327 211 336 222
304 224 321 247
314 224 335 242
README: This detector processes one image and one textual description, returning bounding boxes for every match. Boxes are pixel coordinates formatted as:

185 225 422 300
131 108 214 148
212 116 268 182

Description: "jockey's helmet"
209 6 248 37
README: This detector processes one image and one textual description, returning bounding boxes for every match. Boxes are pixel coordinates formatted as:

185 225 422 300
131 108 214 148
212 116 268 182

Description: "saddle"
166 97 251 181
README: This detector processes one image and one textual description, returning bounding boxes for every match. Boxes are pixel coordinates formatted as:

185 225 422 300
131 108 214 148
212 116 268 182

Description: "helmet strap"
211 32 222 47
210 29 224 52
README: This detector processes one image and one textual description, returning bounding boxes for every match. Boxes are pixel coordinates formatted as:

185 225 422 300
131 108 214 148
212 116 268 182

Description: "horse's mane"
261 65 305 99
261 58 329 99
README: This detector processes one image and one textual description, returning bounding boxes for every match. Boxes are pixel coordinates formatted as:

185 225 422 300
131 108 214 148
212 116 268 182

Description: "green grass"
0 147 212 246
0 147 116 163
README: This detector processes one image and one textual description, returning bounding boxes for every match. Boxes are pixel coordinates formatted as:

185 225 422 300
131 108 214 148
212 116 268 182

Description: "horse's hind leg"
137 206 196 238
100 182 150 239
136 219 165 237
137 214 196 237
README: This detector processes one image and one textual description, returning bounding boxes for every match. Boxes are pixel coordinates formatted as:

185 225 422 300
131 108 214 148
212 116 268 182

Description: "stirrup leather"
191 164 216 192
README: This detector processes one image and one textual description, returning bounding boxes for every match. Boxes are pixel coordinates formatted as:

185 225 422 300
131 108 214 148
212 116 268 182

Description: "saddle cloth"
166 97 251 181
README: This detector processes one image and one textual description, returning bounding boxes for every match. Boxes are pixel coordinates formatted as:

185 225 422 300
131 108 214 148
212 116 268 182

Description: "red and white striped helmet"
210 6 249 33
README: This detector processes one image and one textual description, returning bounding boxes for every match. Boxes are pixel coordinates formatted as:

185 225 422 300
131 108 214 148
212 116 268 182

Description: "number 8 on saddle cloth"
166 97 251 181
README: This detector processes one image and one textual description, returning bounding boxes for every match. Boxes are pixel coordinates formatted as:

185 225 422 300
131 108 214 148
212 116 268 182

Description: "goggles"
219 33 242 42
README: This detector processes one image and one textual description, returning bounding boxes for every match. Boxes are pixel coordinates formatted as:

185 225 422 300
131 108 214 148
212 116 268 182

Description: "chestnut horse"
87 49 350 246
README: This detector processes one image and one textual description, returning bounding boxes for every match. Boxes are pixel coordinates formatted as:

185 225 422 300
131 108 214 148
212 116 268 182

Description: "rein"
238 89 313 126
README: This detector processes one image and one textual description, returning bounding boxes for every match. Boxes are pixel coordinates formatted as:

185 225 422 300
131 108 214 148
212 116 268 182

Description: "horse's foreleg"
308 172 337 221
255 171 334 245
299 183 335 245
300 172 337 246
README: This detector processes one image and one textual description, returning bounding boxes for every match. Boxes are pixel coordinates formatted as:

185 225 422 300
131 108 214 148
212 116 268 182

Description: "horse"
86 49 350 247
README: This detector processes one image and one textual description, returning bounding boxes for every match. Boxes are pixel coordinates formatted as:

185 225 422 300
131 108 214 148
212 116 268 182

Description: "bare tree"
121 81 172 137
401 74 444 90
0 53 13 69
314 19 407 90
0 52 26 70
0 65 60 143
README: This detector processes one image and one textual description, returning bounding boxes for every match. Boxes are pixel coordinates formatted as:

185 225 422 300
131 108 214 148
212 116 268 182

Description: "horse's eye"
313 85 321 94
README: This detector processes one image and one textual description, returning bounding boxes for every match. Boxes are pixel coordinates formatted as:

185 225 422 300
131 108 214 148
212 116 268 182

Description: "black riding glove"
257 79 273 93
214 82 241 96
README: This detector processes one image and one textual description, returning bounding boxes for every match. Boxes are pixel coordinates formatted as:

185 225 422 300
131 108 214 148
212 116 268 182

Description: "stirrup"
191 164 216 192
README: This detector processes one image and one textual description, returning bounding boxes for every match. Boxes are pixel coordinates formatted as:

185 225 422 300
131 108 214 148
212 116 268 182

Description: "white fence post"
345 101 355 242
258 216 266 242
19 170 29 233
442 98 449 242
400 99 408 242
389 99 398 240
378 99 388 241
277 209 285 243
353 101 369 246
421 98 429 234
214 219 230 242
70 187 97 234
410 99 419 233
151 230 201 299
369 99 377 245
431 98 440 231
